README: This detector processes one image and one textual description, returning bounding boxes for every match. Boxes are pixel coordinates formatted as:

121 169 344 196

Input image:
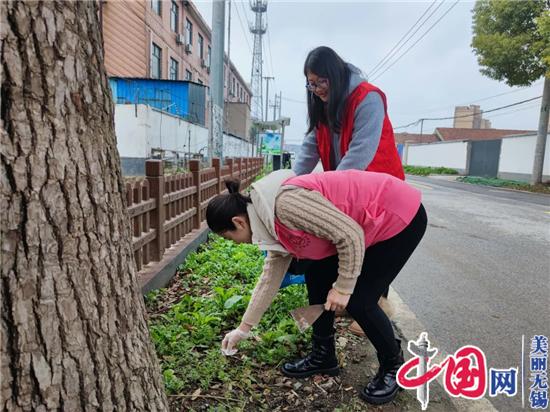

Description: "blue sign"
260 132 282 154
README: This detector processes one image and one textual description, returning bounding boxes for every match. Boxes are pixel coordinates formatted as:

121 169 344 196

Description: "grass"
404 165 459 176
457 176 550 194
145 235 309 408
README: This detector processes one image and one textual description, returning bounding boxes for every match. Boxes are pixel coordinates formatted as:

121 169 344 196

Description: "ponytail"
206 178 252 233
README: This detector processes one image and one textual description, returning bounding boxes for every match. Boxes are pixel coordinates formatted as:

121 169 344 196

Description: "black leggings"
304 204 427 358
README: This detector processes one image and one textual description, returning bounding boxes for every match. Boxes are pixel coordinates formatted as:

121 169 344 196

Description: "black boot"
360 339 404 405
281 334 340 378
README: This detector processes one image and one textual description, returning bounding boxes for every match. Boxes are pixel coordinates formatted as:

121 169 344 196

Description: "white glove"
221 328 250 356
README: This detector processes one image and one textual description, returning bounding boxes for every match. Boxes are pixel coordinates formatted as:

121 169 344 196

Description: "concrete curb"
139 223 210 294
388 286 498 412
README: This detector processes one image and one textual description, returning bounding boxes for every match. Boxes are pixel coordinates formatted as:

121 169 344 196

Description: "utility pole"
272 93 280 121
210 0 225 160
263 76 274 122
278 92 282 119
532 76 549 185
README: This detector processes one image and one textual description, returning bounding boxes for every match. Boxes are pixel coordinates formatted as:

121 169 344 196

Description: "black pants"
304 204 427 358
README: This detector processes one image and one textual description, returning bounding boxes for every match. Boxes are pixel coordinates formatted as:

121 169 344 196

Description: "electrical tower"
249 0 267 121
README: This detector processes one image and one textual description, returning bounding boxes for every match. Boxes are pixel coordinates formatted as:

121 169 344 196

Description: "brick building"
100 0 252 138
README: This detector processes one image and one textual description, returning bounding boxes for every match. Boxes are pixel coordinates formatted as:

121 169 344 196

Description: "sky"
194 0 544 144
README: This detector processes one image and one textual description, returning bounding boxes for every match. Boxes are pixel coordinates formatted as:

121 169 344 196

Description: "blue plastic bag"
261 251 306 288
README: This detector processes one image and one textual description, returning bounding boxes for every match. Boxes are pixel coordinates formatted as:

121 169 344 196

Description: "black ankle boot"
360 339 404 405
281 334 340 378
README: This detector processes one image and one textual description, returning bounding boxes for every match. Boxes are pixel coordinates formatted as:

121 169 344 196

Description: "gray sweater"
293 63 385 175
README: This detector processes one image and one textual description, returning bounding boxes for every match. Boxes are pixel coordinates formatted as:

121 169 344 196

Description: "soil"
167 316 457 412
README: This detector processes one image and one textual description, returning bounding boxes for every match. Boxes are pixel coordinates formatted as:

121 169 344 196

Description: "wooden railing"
124 157 264 272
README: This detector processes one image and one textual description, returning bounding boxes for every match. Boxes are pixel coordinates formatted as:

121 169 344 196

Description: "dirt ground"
168 317 458 412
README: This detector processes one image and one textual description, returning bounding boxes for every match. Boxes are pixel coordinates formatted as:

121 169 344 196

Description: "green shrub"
404 165 459 176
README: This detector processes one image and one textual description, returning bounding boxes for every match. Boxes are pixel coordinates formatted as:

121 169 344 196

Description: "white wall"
114 105 149 158
405 141 469 171
223 134 253 157
499 134 550 177
114 104 253 159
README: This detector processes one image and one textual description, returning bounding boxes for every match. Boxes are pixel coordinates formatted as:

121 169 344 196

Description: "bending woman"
206 170 427 405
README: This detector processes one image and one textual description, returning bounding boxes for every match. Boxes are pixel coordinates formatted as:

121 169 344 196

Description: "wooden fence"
124 157 264 273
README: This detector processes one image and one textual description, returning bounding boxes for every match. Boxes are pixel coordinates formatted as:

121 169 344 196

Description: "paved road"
392 175 550 412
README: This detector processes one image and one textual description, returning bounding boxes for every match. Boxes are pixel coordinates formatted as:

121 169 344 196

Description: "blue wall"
109 77 206 126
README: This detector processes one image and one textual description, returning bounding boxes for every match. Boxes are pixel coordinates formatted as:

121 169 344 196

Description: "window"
185 19 193 45
185 70 192 81
198 34 204 60
151 43 162 79
232 78 236 96
151 0 161 15
170 1 179 32
170 58 178 80
207 45 211 67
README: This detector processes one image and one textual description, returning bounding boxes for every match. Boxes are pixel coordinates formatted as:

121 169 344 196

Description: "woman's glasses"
305 78 329 92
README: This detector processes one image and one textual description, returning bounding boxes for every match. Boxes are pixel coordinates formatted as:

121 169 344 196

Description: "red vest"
316 82 405 180
274 170 421 259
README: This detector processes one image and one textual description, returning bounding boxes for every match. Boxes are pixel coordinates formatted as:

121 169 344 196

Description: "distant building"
394 127 534 145
100 0 252 140
453 105 491 129
109 77 207 126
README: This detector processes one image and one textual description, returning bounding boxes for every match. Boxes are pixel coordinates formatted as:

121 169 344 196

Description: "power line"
394 95 543 129
483 102 540 120
371 0 460 82
368 0 440 78
265 11 277 85
281 96 307 104
233 0 252 54
407 80 545 115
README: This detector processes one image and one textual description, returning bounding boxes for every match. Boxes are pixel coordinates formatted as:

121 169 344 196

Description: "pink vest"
274 170 421 259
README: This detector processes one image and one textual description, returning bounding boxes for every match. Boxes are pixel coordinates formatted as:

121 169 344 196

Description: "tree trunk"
532 75 550 184
1 2 168 411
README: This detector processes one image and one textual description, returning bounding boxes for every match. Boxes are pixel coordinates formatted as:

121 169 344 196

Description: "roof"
109 77 207 87
394 133 439 144
434 127 536 141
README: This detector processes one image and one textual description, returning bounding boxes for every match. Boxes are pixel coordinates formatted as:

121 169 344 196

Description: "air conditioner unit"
185 43 193 54
175 34 184 44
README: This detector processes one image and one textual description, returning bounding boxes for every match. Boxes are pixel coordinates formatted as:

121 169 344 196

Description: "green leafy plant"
146 234 309 398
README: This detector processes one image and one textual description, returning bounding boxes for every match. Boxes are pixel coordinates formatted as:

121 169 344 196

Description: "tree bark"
532 75 550 184
1 1 168 411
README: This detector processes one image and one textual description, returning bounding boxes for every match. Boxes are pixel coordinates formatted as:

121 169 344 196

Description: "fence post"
189 159 201 229
226 157 234 180
212 157 222 194
146 160 165 262
236 157 242 181
243 157 249 186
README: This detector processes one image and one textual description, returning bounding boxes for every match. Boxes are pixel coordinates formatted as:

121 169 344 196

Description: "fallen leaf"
191 388 201 400
337 337 348 348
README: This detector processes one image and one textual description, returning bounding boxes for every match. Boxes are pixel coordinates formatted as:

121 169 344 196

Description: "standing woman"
292 46 404 331
206 170 427 404
293 46 404 179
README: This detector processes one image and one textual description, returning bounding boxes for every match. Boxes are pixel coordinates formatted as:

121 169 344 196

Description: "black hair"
304 46 351 135
206 178 251 233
